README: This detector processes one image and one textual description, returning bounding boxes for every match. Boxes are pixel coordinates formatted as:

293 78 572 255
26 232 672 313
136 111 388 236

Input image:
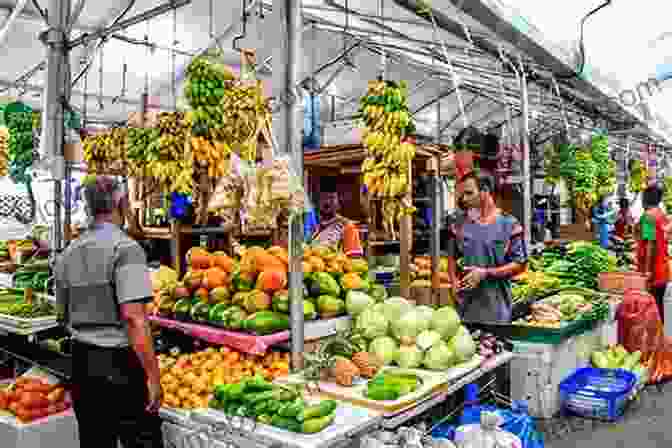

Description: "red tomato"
20 392 49 409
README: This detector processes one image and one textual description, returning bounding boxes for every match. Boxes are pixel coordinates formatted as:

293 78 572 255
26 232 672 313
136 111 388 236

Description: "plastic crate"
559 367 637 421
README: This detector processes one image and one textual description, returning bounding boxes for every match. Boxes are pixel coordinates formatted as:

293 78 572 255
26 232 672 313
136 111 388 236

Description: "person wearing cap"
54 175 163 448
310 177 363 257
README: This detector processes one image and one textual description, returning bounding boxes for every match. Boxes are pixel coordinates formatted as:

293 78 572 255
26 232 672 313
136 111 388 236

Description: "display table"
0 410 78 448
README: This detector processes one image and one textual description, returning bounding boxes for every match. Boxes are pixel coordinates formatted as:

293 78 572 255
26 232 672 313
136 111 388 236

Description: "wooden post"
400 163 412 299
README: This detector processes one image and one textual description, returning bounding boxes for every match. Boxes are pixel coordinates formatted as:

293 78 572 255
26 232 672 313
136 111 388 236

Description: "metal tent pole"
431 95 441 302
41 0 71 253
273 0 304 371
518 56 532 248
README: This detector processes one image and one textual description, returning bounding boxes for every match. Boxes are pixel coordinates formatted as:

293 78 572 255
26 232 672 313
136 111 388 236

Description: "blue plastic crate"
559 367 637 421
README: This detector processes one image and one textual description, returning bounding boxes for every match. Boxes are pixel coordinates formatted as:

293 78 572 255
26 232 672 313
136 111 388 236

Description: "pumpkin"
211 252 234 273
203 267 227 290
308 256 326 273
256 269 288 293
188 248 212 269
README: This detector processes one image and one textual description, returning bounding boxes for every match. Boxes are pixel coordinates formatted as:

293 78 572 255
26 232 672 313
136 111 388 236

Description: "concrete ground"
544 384 672 448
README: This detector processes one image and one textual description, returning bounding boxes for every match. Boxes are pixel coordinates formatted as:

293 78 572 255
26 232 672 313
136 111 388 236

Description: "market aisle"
545 385 672 447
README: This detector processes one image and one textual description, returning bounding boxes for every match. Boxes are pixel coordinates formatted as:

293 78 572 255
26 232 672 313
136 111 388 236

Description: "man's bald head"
82 175 127 219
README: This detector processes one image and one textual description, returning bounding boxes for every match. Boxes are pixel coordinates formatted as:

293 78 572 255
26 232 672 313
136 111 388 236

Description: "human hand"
146 377 163 414
459 267 488 290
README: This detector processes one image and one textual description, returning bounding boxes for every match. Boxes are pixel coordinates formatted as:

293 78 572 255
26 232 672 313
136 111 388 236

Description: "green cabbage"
382 297 413 322
391 310 429 345
416 330 442 351
423 341 456 370
345 291 374 317
369 283 388 302
447 326 476 364
415 305 435 323
355 306 389 340
430 306 461 340
397 344 424 369
369 336 399 365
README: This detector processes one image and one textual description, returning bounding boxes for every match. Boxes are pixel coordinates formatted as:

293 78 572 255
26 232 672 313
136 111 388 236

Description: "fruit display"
82 127 128 174
351 299 477 371
6 108 34 184
159 346 290 410
628 159 649 194
0 126 9 177
360 80 416 239
210 377 338 434
0 376 70 423
409 256 451 285
126 127 158 170
217 83 272 162
184 53 236 133
155 245 386 335
511 271 561 305
190 135 230 178
591 135 616 198
530 241 616 290
591 345 648 385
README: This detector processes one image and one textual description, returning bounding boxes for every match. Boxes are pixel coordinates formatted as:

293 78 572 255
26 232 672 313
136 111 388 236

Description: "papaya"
302 261 313 274
255 252 285 272
308 256 326 273
203 267 228 290
211 252 234 273
188 248 212 269
341 272 363 290
256 269 288 293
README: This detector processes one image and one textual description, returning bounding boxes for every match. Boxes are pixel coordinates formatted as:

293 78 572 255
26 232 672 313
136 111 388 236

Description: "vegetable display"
365 371 419 401
360 80 416 240
511 271 561 305
0 126 8 177
514 287 609 329
210 377 338 434
0 376 70 423
532 241 616 290
160 346 289 410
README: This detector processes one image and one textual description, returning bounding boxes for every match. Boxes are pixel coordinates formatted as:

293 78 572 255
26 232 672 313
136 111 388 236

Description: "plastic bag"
454 412 522 448
618 288 672 383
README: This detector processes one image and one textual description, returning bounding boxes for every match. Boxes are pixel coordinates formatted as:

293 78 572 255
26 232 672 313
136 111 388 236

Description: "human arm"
440 224 459 298
115 242 162 411
640 213 657 283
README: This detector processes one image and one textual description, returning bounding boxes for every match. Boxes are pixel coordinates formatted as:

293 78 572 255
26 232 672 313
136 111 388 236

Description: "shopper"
591 195 616 249
637 183 670 322
310 176 363 257
443 172 528 322
614 197 634 239
54 175 164 448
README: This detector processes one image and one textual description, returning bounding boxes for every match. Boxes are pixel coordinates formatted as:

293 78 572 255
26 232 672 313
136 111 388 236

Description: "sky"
496 0 672 138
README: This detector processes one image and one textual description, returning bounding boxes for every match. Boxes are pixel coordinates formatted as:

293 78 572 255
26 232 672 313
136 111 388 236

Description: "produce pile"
512 271 561 305
0 289 54 318
360 80 416 240
159 346 289 410
591 345 647 380
0 240 9 261
6 109 34 184
14 260 50 292
82 127 127 174
351 298 477 371
514 287 609 329
155 245 387 335
628 159 649 194
530 241 616 290
409 256 451 287
0 126 8 177
664 177 672 213
0 376 70 423
210 377 338 434
365 371 419 401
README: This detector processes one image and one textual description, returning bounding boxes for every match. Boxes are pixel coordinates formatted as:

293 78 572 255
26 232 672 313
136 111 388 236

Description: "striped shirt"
312 215 363 257
54 223 153 348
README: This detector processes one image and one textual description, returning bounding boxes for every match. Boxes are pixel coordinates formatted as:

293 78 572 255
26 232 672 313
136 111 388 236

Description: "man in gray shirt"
54 175 163 448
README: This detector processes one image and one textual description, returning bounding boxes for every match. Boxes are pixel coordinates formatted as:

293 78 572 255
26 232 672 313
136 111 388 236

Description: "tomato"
20 392 49 409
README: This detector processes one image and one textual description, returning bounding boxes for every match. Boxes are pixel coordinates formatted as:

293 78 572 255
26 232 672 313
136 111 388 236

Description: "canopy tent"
0 0 665 153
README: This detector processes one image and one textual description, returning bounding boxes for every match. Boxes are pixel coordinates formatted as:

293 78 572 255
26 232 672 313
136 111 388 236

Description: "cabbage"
382 297 413 322
369 283 388 302
447 326 477 364
369 336 399 365
416 330 442 351
430 306 461 340
397 344 424 369
345 291 374 317
423 341 456 370
355 306 389 340
391 310 429 345
415 305 435 323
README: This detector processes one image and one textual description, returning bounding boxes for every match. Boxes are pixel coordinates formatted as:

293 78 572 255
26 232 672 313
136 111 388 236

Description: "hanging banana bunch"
628 159 648 194
573 148 597 214
591 135 616 198
360 79 416 237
